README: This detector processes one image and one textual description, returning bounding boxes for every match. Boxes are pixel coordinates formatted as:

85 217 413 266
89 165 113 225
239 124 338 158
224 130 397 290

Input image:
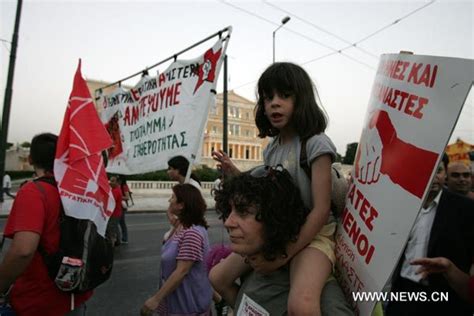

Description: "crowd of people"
0 62 473 315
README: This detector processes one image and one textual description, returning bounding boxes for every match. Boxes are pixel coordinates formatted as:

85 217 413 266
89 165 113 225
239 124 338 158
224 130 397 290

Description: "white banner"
55 60 115 237
99 38 228 174
335 54 473 315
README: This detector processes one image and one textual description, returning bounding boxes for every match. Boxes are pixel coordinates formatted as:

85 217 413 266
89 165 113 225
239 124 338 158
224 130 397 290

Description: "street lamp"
273 16 291 63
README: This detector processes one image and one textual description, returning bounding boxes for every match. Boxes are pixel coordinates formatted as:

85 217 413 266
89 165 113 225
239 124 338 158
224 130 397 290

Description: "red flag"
54 60 115 236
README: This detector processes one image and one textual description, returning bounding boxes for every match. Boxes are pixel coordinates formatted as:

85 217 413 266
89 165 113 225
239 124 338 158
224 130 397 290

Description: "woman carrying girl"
141 184 212 316
211 62 339 315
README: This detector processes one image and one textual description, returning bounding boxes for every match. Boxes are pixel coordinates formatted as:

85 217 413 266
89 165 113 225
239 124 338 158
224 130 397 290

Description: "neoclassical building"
86 79 267 171
201 91 268 171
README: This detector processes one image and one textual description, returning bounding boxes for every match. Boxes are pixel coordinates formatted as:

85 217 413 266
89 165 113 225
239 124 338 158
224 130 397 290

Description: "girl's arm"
141 260 194 314
212 150 241 176
248 154 332 273
209 252 250 307
289 154 332 255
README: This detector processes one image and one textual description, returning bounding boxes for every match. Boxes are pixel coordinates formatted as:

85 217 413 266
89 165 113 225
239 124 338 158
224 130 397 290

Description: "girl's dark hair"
30 133 58 171
214 167 309 261
255 62 328 139
167 155 201 185
172 184 208 229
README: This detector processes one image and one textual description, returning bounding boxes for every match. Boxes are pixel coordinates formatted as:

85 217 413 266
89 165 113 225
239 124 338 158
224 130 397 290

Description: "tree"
20 141 31 148
343 142 358 165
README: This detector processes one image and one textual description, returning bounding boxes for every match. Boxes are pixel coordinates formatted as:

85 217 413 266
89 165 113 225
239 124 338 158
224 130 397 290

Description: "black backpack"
33 177 114 293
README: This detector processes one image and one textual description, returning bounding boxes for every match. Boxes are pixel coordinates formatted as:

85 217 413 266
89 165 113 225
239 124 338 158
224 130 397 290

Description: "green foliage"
194 165 220 182
334 152 342 163
111 165 220 182
6 142 14 150
343 142 358 165
121 170 169 181
5 170 35 180
20 141 31 148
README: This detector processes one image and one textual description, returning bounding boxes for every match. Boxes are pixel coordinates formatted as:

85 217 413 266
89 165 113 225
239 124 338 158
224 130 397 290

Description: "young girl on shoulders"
211 62 337 315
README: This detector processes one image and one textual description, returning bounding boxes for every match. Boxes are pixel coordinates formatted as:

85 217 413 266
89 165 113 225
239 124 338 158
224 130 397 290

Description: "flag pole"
0 0 23 197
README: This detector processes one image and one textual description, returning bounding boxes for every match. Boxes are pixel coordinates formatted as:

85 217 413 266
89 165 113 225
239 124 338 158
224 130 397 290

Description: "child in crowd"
211 62 338 315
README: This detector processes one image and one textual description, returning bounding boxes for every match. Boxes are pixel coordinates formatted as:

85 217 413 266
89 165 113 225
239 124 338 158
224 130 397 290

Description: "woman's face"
224 201 264 256
168 193 183 216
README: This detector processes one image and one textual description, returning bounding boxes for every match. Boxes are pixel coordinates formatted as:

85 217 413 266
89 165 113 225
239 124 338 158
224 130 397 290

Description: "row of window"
210 105 252 120
209 125 256 137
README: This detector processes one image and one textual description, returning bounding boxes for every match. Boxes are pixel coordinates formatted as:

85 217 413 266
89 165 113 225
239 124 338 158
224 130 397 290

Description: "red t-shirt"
4 179 92 316
111 186 123 218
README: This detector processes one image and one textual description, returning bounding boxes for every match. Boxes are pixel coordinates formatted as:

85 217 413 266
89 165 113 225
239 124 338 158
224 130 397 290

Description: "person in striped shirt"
141 184 212 316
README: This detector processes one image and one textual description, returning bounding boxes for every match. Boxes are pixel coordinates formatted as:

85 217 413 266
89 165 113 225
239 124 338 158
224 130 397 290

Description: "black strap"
300 139 342 180
0 236 5 253
34 176 57 187
32 177 58 258
300 138 344 216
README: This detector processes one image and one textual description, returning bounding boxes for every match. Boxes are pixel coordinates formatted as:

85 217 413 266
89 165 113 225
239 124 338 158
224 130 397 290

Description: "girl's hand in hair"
212 150 240 176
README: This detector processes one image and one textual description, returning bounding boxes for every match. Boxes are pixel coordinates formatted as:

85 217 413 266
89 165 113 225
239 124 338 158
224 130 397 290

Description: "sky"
1 0 473 156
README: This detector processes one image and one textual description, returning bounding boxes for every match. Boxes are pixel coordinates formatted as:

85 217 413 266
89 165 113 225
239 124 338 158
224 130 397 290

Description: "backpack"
299 138 349 217
33 177 114 293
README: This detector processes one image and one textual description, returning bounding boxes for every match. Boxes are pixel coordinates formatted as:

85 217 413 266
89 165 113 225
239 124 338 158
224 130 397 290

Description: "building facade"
200 91 268 171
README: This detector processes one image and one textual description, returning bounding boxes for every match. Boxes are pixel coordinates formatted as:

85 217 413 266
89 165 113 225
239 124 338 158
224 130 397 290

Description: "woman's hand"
167 208 179 228
140 296 160 316
212 150 240 176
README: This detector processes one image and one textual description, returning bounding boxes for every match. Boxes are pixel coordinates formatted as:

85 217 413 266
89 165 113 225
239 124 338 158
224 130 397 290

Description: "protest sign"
55 60 115 236
335 54 473 315
99 38 228 174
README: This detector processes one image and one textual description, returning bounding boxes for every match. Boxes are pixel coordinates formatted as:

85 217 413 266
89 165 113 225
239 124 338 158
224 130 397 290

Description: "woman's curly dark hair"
214 166 309 261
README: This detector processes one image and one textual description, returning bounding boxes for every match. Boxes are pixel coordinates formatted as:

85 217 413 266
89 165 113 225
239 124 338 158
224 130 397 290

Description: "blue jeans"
119 210 128 242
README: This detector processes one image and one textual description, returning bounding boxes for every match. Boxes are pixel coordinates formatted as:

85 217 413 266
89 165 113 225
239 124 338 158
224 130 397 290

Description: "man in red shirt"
106 175 123 247
0 133 92 315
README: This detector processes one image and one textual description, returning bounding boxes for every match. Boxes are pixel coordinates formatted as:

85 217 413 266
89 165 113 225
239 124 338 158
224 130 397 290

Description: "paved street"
0 211 229 316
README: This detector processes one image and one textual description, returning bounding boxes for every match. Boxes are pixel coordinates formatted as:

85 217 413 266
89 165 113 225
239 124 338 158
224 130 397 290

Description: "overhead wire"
264 0 436 60
0 38 11 53
219 0 375 70
226 0 436 90
262 0 379 60
355 0 436 45
1 42 10 53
